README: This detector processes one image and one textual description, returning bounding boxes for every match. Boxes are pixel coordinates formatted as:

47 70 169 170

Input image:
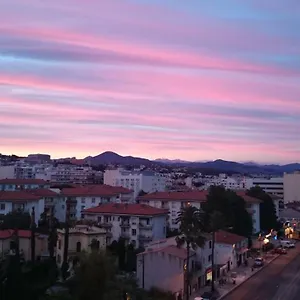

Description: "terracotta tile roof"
235 191 262 203
0 229 33 239
215 230 246 245
0 191 41 202
27 188 59 197
62 185 132 197
138 190 261 204
83 203 169 216
0 179 48 185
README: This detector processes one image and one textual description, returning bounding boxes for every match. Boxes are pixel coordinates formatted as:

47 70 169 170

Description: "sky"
0 0 300 163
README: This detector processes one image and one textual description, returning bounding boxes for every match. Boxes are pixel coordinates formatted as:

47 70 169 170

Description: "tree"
203 186 253 238
176 206 206 300
0 211 31 230
247 186 278 231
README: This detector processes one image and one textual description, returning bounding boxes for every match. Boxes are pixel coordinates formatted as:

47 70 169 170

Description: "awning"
237 247 248 254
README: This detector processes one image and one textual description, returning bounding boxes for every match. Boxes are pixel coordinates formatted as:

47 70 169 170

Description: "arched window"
96 240 100 250
76 241 81 252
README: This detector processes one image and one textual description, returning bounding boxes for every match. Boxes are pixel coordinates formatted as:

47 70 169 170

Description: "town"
0 153 300 300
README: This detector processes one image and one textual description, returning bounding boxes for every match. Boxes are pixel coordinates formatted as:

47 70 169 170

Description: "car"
253 257 264 267
281 240 295 248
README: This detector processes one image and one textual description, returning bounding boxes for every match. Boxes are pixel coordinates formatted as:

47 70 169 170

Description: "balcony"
139 223 153 229
138 235 153 241
98 222 112 228
120 222 130 228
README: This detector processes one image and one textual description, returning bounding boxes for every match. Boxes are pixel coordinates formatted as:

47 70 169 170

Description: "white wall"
284 172 300 203
137 250 195 294
0 166 15 180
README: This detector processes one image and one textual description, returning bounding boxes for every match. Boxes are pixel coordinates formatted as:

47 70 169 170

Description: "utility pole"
211 231 215 293
30 207 36 263
142 254 145 289
61 202 70 280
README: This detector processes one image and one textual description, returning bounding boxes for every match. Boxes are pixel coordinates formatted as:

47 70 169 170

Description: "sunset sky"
1 0 299 163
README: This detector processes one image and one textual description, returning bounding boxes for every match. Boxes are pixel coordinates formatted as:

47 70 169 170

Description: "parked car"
253 257 264 267
281 240 295 248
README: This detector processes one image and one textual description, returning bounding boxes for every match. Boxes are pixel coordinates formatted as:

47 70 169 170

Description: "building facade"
138 191 261 233
56 225 107 267
214 230 248 275
284 172 300 204
137 235 213 298
61 185 134 220
82 203 168 248
104 168 166 198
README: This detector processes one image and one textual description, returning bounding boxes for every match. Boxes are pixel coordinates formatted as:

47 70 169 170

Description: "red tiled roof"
27 188 58 197
83 203 169 216
215 230 246 245
62 185 132 197
0 191 41 202
0 229 33 239
236 191 262 204
138 190 261 204
0 179 48 185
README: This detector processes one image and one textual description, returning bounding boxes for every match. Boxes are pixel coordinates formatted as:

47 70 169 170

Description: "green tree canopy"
247 186 278 231
0 211 31 229
202 186 253 237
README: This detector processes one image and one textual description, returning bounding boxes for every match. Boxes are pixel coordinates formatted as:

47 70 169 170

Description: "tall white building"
245 177 283 199
104 168 166 198
82 203 168 248
138 190 262 233
284 171 300 203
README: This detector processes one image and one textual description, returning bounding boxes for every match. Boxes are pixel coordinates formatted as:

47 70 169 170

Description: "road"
222 243 300 300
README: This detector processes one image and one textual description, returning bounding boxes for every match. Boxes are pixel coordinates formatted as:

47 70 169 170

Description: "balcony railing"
139 223 153 229
98 222 112 228
138 235 153 241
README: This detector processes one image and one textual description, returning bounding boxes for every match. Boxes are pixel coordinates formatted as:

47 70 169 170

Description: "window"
209 241 212 249
81 198 85 203
0 203 5 210
132 229 136 236
57 254 61 264
208 254 212 262
58 240 61 250
92 198 96 203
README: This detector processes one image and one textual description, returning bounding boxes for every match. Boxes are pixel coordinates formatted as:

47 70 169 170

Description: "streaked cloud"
0 0 299 163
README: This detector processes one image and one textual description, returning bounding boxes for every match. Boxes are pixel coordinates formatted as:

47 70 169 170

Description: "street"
222 243 300 300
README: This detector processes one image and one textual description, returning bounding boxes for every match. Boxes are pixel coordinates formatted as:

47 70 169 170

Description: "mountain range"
85 151 300 175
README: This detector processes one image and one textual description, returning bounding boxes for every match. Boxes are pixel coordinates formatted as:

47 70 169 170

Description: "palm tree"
176 206 206 300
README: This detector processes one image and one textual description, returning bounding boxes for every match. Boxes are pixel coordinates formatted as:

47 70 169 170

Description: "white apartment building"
214 230 248 275
138 191 262 233
136 235 212 298
56 225 107 267
202 174 246 190
0 178 50 191
104 168 166 198
61 185 134 220
36 164 103 184
284 171 300 204
82 203 168 248
0 165 15 179
245 177 283 198
0 191 45 224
